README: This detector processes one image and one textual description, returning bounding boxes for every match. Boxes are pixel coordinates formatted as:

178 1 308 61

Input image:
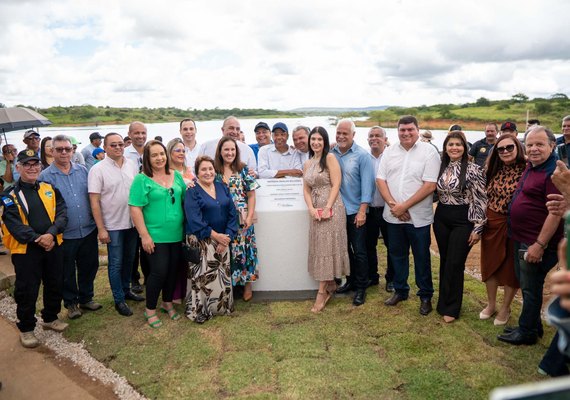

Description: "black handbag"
182 234 201 264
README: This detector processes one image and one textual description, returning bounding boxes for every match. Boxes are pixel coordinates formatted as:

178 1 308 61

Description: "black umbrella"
0 107 52 144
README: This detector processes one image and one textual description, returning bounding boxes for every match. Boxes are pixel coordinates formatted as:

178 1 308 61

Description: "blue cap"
92 148 105 157
272 122 288 133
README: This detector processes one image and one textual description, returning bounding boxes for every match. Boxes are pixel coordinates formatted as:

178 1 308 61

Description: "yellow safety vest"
2 182 64 254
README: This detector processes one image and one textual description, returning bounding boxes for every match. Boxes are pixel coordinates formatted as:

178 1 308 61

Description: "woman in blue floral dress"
214 137 260 301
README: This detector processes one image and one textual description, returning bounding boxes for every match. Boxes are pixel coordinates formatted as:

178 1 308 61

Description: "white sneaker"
41 319 69 332
20 331 39 348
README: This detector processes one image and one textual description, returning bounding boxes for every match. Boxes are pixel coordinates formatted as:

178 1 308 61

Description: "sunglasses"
172 148 186 153
54 147 73 153
108 143 125 148
496 144 515 154
168 188 175 204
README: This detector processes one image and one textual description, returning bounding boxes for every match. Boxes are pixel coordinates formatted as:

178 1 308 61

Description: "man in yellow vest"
1 149 68 348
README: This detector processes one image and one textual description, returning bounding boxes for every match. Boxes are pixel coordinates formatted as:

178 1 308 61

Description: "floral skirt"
231 224 259 286
185 236 234 323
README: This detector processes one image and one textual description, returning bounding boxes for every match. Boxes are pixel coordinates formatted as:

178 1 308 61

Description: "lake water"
3 116 490 153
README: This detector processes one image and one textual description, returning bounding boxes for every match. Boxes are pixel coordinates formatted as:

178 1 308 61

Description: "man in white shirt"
122 121 148 292
199 116 257 171
124 121 147 171
376 115 440 316
292 125 310 165
180 118 200 173
258 122 303 178
88 133 143 317
366 126 394 292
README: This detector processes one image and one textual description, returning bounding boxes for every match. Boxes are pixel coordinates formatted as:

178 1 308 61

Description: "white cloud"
0 0 569 110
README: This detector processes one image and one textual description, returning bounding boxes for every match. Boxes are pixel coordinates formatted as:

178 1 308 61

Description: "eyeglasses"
26 137 40 142
496 144 516 154
108 143 125 148
168 188 175 204
22 162 41 169
3 149 17 154
54 147 73 153
172 148 186 153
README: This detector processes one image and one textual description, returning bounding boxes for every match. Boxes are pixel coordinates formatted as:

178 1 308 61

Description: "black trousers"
365 206 395 283
345 214 369 290
13 243 64 332
145 242 181 310
433 204 473 318
61 229 99 307
131 237 150 285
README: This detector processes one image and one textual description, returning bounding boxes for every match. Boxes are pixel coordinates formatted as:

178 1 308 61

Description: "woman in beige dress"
303 126 349 313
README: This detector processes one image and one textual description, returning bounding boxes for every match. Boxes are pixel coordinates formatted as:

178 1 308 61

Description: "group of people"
2 114 570 379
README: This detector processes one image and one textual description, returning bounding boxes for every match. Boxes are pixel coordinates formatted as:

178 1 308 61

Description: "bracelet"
535 240 547 249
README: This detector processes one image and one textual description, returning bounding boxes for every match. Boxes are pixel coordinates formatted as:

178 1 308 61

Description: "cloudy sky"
1 0 568 111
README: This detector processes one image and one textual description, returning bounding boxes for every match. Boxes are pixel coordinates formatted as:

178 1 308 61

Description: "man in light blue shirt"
332 119 375 306
40 134 101 320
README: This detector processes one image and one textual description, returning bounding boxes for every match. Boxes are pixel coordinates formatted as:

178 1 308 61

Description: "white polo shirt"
88 156 139 231
199 138 257 171
377 140 440 227
124 145 143 171
258 144 303 178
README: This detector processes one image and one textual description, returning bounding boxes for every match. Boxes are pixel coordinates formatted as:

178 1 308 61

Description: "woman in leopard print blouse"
479 134 526 326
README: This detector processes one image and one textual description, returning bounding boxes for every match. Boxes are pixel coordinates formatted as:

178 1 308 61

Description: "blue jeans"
107 228 138 304
62 229 99 307
514 241 559 336
346 214 369 290
386 222 433 299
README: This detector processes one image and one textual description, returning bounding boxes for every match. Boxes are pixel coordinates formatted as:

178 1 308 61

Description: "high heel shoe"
160 306 181 321
144 311 162 328
479 307 496 320
311 291 328 313
494 311 511 326
324 282 336 306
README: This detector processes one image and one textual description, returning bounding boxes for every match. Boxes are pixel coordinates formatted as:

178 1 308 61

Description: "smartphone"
518 249 527 261
317 208 334 218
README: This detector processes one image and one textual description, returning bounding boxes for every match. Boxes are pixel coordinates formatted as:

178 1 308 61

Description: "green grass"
60 243 554 400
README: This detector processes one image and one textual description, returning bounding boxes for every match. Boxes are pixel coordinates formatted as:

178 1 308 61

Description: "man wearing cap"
258 122 303 179
1 149 68 348
23 130 41 154
81 132 103 170
469 123 498 167
179 118 200 173
292 126 310 165
420 130 439 153
250 122 272 162
70 137 85 166
199 116 257 171
332 119 375 306
89 132 143 317
40 135 101 320
500 121 518 137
